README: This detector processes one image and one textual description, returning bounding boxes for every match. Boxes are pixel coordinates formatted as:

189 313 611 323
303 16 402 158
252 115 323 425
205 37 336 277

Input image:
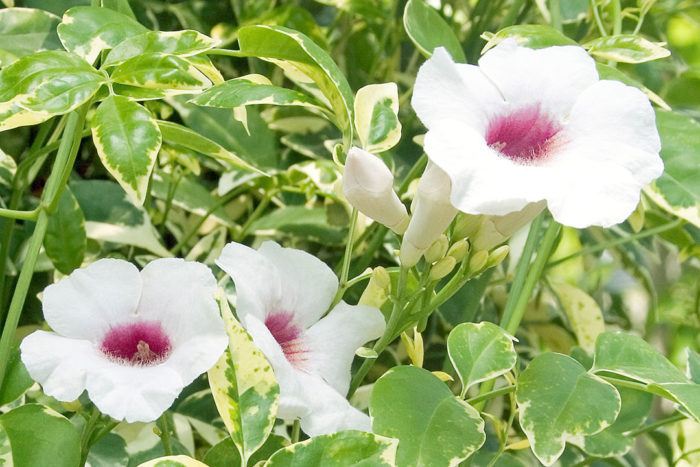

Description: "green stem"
234 191 274 242
291 420 301 443
348 266 408 397
499 212 545 330
0 106 87 387
628 412 685 437
611 0 622 35
207 48 246 58
466 385 515 405
79 407 101 466
332 207 359 307
500 0 526 28
157 414 173 456
503 220 560 335
547 218 683 268
549 0 562 31
590 0 608 36
0 207 39 221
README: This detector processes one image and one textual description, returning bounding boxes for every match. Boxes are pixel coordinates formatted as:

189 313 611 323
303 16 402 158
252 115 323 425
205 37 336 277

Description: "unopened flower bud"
447 239 470 262
429 256 457 281
469 250 489 274
424 234 449 264
343 147 409 234
486 245 510 269
452 213 483 240
472 202 545 251
400 327 424 367
400 163 458 267
359 267 391 308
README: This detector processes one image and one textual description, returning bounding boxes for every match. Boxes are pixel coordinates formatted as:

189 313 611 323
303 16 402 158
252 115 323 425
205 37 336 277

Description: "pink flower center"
101 321 172 366
485 104 562 163
265 312 308 369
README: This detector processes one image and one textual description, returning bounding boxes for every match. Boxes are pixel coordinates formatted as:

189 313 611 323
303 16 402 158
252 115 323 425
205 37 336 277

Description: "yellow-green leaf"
585 34 671 64
354 82 401 153
110 53 211 91
104 29 218 66
551 281 605 353
208 295 279 465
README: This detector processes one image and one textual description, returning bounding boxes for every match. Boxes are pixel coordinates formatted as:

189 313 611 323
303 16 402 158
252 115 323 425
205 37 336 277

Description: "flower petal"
478 39 598 118
258 241 338 329
296 372 372 437
216 242 283 322
86 362 184 423
546 138 663 227
412 47 504 133
305 302 385 395
424 119 554 216
565 79 662 155
20 331 101 401
42 258 142 340
136 258 226 375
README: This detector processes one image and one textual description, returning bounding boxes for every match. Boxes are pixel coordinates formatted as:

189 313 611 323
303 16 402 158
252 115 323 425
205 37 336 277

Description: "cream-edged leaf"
91 95 161 204
104 29 219 66
110 53 211 91
354 82 401 153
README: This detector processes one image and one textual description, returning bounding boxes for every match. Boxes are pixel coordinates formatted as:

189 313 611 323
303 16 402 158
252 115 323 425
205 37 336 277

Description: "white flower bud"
423 234 449 264
429 256 457 281
486 245 510 269
359 266 391 309
343 147 409 234
472 201 545 251
469 250 489 274
447 239 470 262
400 163 458 267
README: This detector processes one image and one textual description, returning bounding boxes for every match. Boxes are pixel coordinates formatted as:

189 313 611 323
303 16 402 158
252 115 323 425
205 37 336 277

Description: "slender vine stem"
0 207 39 221
590 0 608 36
628 412 685 437
157 414 173 456
547 218 683 268
549 0 562 31
466 385 515 405
0 105 88 387
332 207 359 307
79 406 101 466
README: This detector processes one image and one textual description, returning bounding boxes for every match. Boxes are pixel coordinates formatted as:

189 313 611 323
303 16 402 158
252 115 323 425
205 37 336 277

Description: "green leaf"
204 434 288 467
57 6 148 64
208 296 279 465
0 8 61 63
354 82 401 153
138 455 208 467
157 120 265 175
237 25 354 147
516 353 621 465
592 332 700 422
190 74 323 112
447 321 517 396
597 63 670 110
370 366 485 467
581 386 653 457
688 349 700 384
584 34 671 64
550 281 605 353
654 110 700 207
0 347 32 405
250 206 346 245
167 96 279 169
44 186 86 274
110 53 211 91
0 148 16 198
0 50 104 131
264 431 398 466
70 179 170 256
403 0 466 62
104 30 218 66
0 404 80 467
151 171 233 228
91 95 161 204
482 25 577 52
86 433 129 467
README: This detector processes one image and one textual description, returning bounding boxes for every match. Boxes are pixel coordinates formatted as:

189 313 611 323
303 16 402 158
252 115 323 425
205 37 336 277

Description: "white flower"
20 258 227 423
400 163 458 267
413 40 664 228
215 241 385 436
343 147 409 234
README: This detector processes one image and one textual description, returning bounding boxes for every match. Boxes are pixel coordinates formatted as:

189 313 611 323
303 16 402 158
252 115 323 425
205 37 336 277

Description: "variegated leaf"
91 95 161 204
157 120 266 175
110 53 211 91
138 455 209 467
516 353 621 466
44 186 86 274
237 25 354 147
208 295 279 466
0 50 104 131
354 82 401 153
190 74 323 113
550 281 605 353
57 6 148 64
264 431 398 466
0 148 16 198
104 30 219 66
0 8 61 63
186 54 224 85
447 321 517 396
584 34 671 64
371 366 485 467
